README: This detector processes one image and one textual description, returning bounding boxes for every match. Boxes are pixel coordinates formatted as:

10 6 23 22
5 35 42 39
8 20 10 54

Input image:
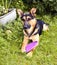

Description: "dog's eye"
22 19 25 21
27 18 31 21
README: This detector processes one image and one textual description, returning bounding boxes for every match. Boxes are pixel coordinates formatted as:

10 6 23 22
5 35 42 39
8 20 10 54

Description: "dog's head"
17 8 37 29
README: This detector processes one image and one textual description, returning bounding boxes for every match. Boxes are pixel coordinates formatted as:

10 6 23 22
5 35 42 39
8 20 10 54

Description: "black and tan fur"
17 8 49 57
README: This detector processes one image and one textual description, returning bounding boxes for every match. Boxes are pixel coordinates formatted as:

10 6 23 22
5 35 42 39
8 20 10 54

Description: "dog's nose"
23 23 31 29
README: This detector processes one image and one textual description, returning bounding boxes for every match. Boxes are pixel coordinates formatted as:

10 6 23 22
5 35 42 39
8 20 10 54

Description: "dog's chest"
26 27 34 34
23 27 33 36
23 27 39 37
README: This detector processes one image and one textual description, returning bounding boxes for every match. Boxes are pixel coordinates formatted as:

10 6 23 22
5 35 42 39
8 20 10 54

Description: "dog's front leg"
27 34 39 57
21 36 28 53
32 34 39 47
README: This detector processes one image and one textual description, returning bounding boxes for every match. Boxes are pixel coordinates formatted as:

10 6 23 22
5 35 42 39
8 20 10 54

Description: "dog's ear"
17 9 23 17
30 8 36 16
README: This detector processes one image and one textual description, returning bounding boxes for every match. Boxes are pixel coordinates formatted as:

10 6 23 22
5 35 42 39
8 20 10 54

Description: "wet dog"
17 8 49 57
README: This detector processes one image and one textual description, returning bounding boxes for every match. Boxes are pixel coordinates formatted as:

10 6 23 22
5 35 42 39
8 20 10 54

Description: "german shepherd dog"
17 8 49 57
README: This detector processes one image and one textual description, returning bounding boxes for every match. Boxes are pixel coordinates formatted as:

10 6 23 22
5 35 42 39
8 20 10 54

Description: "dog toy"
25 41 37 53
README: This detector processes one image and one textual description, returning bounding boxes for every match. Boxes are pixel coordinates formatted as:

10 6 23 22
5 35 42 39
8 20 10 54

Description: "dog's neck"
23 19 38 37
26 26 34 34
26 19 37 34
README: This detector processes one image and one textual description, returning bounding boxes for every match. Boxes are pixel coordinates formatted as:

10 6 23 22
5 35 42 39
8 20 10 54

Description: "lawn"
0 15 57 65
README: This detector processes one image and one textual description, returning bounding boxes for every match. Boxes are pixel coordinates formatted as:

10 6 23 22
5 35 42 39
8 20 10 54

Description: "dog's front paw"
27 51 33 57
21 47 26 53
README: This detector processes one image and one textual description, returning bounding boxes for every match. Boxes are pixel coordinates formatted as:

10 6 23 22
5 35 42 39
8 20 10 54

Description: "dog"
17 8 49 57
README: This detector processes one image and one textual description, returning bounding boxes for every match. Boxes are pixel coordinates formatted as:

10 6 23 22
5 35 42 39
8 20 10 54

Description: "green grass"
0 15 57 65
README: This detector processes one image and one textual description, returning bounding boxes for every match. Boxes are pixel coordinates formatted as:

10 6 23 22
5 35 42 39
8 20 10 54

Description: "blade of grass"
5 0 7 10
8 0 12 9
2 0 4 6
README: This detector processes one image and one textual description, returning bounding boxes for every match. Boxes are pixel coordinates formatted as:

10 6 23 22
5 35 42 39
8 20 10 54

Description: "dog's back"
36 19 45 35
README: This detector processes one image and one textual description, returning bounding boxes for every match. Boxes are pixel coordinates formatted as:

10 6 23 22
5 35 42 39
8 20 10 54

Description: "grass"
0 15 57 65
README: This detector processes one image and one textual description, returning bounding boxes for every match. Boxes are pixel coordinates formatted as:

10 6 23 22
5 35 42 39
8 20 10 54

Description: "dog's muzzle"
23 22 31 29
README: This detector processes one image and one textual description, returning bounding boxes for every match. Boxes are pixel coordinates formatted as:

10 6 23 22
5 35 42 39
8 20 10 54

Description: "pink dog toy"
25 41 37 53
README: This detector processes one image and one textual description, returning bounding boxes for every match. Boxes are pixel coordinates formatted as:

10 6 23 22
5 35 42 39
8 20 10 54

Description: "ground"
0 15 57 65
